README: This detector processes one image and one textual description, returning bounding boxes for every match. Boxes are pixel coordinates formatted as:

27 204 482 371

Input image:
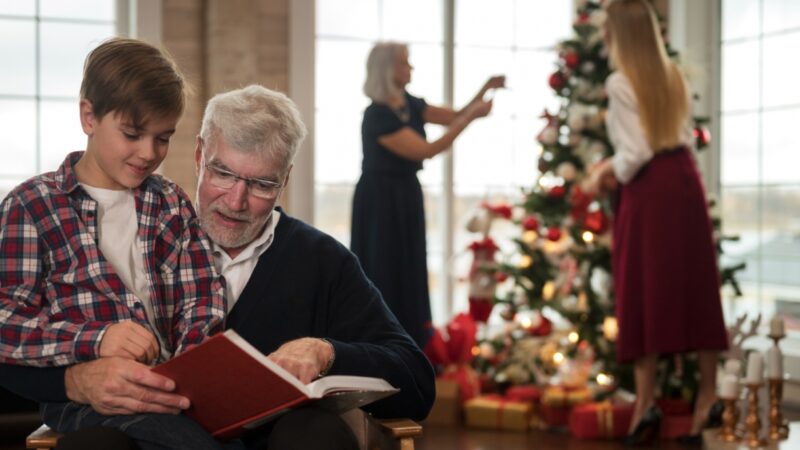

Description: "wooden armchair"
27 410 423 450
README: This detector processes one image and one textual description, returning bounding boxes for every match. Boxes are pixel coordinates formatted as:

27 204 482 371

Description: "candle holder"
767 331 790 441
768 377 789 441
743 382 767 447
717 396 740 443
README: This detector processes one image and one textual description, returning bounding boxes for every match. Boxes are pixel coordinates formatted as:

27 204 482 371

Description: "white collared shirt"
212 209 281 313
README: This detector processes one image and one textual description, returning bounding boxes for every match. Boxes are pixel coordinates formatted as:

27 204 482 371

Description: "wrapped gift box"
425 379 461 426
656 398 692 439
540 385 592 427
660 414 693 439
505 385 542 405
568 401 634 439
439 364 480 404
464 395 532 432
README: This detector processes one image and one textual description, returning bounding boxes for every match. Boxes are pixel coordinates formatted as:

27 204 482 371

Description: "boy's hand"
65 358 189 415
100 321 160 364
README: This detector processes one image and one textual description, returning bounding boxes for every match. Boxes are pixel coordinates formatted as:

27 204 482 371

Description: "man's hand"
65 358 189 415
268 338 333 384
99 321 160 364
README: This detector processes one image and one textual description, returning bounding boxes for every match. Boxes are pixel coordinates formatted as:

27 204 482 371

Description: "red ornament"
548 71 567 91
549 185 566 199
577 12 590 24
563 52 580 70
528 315 553 337
482 201 513 219
494 271 509 283
468 297 494 323
522 215 539 231
584 210 609 234
570 185 593 220
547 227 562 242
693 125 711 148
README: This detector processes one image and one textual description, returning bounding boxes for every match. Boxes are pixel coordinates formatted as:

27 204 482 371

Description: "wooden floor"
418 424 688 450
3 411 799 450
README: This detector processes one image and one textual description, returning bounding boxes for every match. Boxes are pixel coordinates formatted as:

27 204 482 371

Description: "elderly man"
0 85 435 450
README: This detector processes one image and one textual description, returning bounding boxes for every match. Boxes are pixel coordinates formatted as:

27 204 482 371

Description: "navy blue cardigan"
0 209 435 421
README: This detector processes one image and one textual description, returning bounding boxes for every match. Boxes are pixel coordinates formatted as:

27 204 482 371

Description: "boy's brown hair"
80 37 186 127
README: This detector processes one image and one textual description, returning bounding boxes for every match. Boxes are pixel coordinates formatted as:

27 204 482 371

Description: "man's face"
195 136 287 257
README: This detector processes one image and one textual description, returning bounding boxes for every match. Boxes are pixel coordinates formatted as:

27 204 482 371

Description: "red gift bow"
423 313 478 367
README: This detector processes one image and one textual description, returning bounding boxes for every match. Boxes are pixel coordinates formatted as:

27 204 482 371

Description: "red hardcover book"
152 329 398 439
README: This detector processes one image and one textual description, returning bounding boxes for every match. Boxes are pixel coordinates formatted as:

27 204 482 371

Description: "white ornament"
581 61 596 75
556 162 577 182
538 126 558 145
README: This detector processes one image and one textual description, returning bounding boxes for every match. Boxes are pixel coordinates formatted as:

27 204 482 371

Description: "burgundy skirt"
613 148 728 362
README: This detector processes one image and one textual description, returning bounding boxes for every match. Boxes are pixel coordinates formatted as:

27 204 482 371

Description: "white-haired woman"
586 0 727 446
351 42 503 349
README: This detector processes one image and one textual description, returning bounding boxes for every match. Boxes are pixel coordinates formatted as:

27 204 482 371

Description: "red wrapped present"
464 395 532 432
660 414 693 439
540 385 592 427
568 401 634 439
505 385 542 405
657 398 692 416
541 403 571 427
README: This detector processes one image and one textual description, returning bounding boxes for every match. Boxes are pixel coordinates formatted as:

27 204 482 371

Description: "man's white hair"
200 84 307 175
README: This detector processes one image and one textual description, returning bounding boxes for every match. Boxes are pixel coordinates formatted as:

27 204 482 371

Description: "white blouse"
604 71 693 184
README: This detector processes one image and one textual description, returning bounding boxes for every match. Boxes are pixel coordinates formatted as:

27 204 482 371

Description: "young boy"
0 38 233 449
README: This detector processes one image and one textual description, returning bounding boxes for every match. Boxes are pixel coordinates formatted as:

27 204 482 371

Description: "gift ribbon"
595 401 614 438
484 395 509 429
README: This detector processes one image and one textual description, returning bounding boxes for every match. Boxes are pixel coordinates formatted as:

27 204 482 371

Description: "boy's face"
78 99 177 190
194 136 288 258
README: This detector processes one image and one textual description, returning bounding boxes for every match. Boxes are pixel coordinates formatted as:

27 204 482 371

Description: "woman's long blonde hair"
606 0 689 152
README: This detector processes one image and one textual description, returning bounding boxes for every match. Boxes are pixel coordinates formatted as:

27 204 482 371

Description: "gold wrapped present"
464 395 532 432
425 379 461 426
541 385 592 407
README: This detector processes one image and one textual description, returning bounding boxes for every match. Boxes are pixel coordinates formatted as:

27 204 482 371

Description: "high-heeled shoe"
676 400 725 446
623 405 663 447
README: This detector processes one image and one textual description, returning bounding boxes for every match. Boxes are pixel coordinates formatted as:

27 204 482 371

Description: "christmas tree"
471 0 743 399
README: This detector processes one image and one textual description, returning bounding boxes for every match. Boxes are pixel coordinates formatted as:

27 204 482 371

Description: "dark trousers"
42 402 245 450
243 407 359 450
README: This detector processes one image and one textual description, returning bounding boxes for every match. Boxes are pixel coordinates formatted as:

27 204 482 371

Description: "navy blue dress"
351 92 433 348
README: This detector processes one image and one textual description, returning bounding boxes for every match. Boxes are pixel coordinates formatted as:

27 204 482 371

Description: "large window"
719 0 800 348
314 0 573 324
0 0 119 198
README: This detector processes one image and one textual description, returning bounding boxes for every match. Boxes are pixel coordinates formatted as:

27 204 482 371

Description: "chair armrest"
26 424 61 450
375 418 423 439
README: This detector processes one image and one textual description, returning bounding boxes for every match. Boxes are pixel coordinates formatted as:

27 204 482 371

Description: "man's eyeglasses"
203 161 283 200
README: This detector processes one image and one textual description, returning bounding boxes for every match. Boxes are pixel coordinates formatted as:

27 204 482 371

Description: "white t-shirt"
81 184 167 358
605 71 693 184
212 209 280 313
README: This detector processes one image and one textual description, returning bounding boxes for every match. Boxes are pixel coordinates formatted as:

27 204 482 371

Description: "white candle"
745 351 763 384
770 316 785 336
724 358 742 376
719 373 739 399
767 345 783 379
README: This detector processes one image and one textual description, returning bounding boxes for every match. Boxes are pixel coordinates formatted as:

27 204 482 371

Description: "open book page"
306 375 397 398
224 330 309 394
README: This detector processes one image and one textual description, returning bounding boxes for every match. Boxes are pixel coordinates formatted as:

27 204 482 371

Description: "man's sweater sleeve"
325 250 435 421
0 363 68 403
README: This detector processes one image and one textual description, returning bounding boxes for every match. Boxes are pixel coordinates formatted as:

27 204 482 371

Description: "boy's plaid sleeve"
0 193 108 367
170 192 226 355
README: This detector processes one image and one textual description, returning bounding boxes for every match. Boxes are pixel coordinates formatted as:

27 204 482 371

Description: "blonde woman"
586 0 728 446
351 42 503 349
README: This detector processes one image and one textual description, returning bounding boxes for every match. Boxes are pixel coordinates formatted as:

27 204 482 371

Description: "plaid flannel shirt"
0 151 226 367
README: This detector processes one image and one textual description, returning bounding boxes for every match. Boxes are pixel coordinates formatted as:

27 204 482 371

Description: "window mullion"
441 0 455 322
